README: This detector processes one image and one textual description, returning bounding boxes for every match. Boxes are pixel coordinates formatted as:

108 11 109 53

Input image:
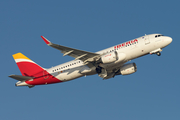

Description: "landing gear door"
144 35 150 45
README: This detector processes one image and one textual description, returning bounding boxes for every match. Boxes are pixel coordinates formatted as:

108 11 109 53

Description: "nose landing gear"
156 52 161 56
150 48 162 56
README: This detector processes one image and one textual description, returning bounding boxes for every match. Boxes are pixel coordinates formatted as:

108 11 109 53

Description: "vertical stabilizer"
12 53 44 77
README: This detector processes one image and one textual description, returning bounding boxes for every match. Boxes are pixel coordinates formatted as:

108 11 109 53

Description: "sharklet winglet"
41 36 52 45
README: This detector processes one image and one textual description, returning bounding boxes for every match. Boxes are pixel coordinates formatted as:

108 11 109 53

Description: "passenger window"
155 34 163 38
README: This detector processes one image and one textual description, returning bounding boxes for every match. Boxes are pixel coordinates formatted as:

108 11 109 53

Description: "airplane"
9 34 172 88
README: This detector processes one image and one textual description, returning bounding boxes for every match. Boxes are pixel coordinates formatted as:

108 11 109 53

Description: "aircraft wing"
41 36 100 63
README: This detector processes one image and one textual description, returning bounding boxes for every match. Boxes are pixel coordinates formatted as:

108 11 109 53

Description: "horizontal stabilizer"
9 74 34 81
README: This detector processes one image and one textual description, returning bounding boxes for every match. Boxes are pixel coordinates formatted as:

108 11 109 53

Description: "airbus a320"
9 34 172 88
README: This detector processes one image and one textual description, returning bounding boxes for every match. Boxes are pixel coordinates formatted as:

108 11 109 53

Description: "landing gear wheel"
156 52 161 56
96 67 102 74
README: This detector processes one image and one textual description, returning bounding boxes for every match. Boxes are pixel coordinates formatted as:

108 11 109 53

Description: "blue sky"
1 0 180 120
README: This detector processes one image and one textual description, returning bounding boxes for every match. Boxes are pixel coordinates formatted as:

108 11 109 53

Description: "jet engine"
101 51 118 64
116 63 137 75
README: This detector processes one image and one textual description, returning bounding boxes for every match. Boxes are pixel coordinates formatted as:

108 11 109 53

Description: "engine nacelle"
101 51 118 64
118 63 137 75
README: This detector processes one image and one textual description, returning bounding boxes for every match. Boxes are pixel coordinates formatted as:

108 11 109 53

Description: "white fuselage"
46 34 172 81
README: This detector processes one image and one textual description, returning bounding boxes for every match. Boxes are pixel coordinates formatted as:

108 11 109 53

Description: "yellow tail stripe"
12 53 31 61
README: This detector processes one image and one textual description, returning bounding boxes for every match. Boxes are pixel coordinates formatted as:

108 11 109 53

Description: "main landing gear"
96 66 102 74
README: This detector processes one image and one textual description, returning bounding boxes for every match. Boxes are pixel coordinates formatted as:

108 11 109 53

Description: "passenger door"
144 35 150 45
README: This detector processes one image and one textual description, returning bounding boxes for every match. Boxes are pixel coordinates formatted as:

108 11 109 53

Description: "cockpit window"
155 34 164 38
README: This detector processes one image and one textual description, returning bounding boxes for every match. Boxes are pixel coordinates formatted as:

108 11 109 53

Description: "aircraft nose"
166 37 172 45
